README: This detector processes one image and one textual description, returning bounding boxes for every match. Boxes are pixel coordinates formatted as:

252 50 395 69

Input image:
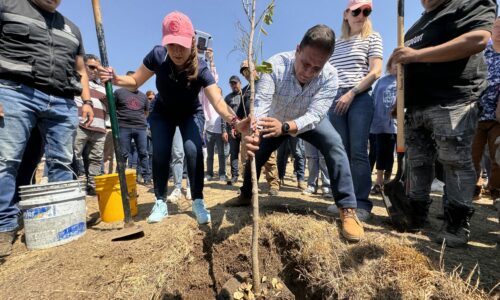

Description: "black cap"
229 75 241 83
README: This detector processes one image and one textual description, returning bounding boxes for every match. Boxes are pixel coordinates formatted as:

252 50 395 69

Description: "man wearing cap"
224 75 244 185
391 0 496 247
0 0 93 257
237 25 364 242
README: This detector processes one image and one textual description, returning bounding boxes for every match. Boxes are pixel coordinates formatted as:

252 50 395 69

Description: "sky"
58 0 428 94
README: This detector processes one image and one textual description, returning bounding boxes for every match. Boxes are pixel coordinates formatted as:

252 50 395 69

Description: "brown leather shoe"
339 208 364 242
0 230 16 258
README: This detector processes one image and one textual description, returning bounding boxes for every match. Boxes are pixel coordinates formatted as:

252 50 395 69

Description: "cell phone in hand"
195 30 212 60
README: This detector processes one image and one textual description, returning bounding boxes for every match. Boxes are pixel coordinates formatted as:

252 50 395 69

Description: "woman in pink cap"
327 0 383 221
99 11 243 225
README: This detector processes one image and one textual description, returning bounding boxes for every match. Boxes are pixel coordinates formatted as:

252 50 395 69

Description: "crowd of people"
0 0 498 259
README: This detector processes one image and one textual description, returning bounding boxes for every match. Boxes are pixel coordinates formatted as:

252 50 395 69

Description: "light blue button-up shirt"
254 51 339 135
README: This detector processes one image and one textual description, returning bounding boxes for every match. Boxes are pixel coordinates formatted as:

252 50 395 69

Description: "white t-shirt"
329 32 383 88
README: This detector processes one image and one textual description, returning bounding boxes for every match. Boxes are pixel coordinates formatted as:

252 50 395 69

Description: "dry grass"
262 213 494 300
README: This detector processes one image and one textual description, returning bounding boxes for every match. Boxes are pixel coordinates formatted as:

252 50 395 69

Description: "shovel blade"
110 224 144 241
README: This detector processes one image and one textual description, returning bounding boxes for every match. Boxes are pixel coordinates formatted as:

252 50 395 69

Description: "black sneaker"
86 186 97 196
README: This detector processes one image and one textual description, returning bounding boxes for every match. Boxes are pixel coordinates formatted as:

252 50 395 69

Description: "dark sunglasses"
86 65 98 70
351 8 372 17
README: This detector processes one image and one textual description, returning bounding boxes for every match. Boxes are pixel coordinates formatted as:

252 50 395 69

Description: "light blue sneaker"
147 199 168 223
192 199 211 225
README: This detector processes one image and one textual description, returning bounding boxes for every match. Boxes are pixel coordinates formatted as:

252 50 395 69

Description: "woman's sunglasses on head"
351 8 372 17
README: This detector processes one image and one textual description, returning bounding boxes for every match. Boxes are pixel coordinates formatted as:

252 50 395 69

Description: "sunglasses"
351 8 372 17
86 65 98 70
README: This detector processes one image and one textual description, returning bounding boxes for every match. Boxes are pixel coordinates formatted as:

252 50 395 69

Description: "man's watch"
281 122 290 135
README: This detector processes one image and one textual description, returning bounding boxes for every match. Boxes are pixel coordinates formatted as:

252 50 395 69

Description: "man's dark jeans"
241 118 356 208
119 127 151 181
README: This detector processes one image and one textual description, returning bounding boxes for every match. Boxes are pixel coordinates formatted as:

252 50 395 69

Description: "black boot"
435 204 474 248
406 199 431 233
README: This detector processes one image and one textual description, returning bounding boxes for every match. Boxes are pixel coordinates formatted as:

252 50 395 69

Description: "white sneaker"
167 188 182 203
185 188 192 200
302 185 316 195
431 179 444 193
327 204 340 216
322 187 333 198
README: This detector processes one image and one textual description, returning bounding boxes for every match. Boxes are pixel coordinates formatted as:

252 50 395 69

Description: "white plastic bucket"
19 180 87 250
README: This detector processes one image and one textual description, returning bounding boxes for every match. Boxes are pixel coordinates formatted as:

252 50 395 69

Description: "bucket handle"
29 160 83 192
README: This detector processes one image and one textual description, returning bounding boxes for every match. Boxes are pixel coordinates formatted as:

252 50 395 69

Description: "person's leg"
345 92 374 212
229 136 241 181
170 127 185 190
103 129 114 174
292 138 306 182
14 127 44 202
304 141 320 190
276 138 289 180
471 121 488 197
0 81 41 257
86 131 106 193
368 134 377 172
264 151 280 194
118 128 132 172
429 102 478 247
134 128 151 183
405 109 436 230
215 133 227 180
487 121 500 198
150 114 176 201
38 93 78 182
205 131 216 179
73 127 90 177
375 133 396 185
179 113 210 224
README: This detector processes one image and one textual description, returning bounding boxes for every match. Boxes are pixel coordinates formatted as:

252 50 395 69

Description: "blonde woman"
328 0 383 221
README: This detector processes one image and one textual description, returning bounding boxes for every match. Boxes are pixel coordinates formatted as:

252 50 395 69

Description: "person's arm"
204 84 237 123
75 55 94 127
392 30 491 65
99 64 154 90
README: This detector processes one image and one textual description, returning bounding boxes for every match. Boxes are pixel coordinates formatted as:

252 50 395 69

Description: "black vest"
0 0 83 98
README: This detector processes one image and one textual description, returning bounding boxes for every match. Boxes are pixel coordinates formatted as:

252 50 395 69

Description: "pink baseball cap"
162 11 195 48
347 0 373 10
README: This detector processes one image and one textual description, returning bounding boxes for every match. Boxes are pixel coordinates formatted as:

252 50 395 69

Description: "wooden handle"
396 0 405 153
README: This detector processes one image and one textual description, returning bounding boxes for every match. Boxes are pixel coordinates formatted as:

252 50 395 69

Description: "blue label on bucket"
57 222 85 240
24 206 52 219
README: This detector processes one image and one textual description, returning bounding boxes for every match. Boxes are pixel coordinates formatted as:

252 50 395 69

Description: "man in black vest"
0 0 93 257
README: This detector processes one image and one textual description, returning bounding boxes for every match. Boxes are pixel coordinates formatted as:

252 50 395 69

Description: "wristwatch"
281 122 290 135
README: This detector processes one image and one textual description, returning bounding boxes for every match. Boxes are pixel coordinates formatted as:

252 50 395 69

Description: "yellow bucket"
95 170 138 223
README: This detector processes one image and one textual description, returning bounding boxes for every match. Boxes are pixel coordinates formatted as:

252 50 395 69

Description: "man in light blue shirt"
234 25 364 242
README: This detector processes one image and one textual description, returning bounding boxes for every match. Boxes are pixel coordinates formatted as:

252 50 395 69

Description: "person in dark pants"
236 25 364 242
0 0 93 257
391 0 496 247
224 75 244 184
99 11 241 225
276 136 306 189
114 71 152 186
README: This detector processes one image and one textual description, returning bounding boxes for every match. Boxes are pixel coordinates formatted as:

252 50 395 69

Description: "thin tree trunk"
247 0 261 294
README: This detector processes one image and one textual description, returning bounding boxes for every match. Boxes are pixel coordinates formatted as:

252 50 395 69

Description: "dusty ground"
0 161 498 299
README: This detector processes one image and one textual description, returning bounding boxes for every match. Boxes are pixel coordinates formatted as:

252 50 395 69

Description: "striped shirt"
329 32 383 88
254 51 339 135
75 81 107 133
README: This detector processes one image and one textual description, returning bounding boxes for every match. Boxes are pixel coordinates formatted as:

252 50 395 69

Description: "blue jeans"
329 89 374 211
277 136 305 181
119 127 151 181
206 131 227 178
241 118 356 208
170 127 190 189
304 141 330 188
228 135 241 179
0 79 78 232
150 112 204 201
